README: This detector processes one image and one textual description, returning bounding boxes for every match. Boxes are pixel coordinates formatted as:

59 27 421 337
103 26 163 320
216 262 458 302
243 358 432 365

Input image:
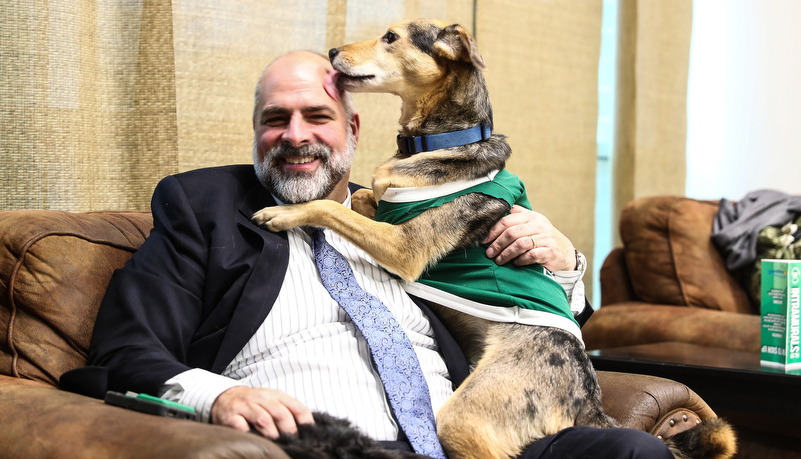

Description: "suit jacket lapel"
211 184 289 373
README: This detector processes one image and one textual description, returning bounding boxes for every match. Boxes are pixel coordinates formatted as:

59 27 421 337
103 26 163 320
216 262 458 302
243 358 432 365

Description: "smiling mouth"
284 156 316 165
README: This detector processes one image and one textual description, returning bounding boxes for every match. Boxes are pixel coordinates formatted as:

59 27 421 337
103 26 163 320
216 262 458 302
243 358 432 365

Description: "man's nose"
282 115 311 147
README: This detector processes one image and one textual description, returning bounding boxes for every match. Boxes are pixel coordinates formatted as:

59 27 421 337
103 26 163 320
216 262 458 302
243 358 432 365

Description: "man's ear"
350 110 360 146
432 24 486 71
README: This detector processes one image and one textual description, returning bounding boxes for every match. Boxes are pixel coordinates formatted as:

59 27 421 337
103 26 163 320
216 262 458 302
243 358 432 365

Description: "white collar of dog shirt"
379 170 500 204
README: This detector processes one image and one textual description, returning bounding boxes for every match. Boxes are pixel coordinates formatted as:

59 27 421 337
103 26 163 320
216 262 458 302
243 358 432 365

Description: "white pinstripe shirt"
160 193 585 440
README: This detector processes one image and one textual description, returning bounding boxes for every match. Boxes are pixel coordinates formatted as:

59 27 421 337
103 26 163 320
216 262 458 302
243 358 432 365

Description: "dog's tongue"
324 70 342 101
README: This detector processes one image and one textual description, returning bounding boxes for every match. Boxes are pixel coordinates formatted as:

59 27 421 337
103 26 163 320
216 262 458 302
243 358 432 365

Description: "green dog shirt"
375 169 582 342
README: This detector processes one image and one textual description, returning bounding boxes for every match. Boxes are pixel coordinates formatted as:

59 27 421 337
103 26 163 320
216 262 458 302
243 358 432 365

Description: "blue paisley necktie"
311 228 446 458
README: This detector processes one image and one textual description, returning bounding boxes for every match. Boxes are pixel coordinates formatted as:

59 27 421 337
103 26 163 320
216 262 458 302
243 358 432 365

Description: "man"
62 51 670 458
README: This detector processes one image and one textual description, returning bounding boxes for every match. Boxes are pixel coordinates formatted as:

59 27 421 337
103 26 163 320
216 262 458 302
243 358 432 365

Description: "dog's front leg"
252 201 432 281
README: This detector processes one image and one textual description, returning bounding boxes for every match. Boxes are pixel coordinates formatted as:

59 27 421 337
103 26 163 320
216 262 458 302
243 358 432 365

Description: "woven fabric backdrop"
613 0 693 235
0 0 691 297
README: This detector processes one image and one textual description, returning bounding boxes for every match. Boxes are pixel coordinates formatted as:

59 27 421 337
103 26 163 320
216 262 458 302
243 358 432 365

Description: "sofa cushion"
0 211 153 386
619 196 755 314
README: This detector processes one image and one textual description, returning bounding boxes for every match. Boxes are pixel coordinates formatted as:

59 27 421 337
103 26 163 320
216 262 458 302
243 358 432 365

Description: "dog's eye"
382 31 399 44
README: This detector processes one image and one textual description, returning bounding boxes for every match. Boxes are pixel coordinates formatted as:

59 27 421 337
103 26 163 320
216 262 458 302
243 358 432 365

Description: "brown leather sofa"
583 195 761 352
584 195 800 459
1 209 722 458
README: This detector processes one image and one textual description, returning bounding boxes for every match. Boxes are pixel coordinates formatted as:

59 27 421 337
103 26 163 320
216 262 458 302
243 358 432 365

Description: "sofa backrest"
0 210 153 386
619 196 755 315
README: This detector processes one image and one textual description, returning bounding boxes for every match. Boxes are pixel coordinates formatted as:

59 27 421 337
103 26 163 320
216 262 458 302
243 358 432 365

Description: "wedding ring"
530 235 537 249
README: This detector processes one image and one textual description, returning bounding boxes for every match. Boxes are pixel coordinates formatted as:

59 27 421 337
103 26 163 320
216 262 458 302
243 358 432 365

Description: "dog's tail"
663 417 737 459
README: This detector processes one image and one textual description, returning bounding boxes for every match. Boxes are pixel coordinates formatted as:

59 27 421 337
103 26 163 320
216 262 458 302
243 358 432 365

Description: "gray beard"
253 134 355 204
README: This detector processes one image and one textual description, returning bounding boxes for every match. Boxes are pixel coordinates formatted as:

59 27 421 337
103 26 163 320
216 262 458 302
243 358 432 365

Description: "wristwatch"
574 249 586 274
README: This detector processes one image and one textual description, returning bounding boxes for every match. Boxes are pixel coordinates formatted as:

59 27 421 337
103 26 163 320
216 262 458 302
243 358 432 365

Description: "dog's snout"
328 48 339 61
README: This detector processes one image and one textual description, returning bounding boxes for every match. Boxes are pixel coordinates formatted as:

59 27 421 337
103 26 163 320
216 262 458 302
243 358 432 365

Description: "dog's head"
328 19 485 99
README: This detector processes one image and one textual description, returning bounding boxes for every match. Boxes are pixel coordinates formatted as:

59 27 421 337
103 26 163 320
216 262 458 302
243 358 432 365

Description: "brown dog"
253 19 736 459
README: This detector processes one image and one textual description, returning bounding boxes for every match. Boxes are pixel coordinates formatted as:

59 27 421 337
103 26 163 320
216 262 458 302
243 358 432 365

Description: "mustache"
267 143 332 161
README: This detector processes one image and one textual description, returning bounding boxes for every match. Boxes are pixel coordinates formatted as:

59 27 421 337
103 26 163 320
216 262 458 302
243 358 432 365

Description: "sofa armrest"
0 376 289 459
582 303 760 352
597 371 715 439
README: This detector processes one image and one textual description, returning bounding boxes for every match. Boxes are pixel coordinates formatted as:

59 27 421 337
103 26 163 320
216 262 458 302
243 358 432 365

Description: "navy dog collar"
396 124 492 156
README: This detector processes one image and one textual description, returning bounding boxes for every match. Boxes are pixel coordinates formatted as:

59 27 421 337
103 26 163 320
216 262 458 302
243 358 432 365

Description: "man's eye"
309 114 333 123
382 31 399 44
263 117 286 126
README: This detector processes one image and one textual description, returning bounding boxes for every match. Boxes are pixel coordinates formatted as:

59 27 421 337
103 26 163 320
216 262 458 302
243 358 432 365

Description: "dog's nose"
328 48 339 61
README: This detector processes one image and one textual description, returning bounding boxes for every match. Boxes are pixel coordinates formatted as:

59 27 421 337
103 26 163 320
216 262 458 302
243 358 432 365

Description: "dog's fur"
254 19 737 459
276 412 428 459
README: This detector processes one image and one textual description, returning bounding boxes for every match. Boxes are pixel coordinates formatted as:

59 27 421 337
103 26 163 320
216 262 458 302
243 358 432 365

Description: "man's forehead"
263 53 330 90
259 54 341 108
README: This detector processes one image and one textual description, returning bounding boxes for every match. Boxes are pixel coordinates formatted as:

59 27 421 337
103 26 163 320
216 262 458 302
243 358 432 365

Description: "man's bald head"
254 51 353 123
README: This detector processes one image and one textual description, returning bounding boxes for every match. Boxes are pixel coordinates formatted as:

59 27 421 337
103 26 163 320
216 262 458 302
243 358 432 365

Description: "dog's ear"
432 24 486 71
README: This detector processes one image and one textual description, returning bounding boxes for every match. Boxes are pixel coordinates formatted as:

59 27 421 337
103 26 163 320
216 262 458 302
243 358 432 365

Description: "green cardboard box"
760 259 801 371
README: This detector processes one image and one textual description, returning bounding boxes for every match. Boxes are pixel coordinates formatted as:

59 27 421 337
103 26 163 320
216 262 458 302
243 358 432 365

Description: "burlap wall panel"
130 0 180 208
1 0 178 211
613 0 692 237
476 0 602 295
171 0 330 173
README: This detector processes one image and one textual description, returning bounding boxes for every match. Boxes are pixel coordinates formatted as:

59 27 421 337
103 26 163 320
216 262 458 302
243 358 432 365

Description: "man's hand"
482 205 576 272
210 386 314 439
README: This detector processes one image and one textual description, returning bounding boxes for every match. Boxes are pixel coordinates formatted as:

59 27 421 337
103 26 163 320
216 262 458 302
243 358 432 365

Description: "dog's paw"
352 189 377 219
370 165 395 202
252 205 306 232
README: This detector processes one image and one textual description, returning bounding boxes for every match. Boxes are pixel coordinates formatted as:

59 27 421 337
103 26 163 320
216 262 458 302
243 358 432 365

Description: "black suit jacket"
61 165 469 398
